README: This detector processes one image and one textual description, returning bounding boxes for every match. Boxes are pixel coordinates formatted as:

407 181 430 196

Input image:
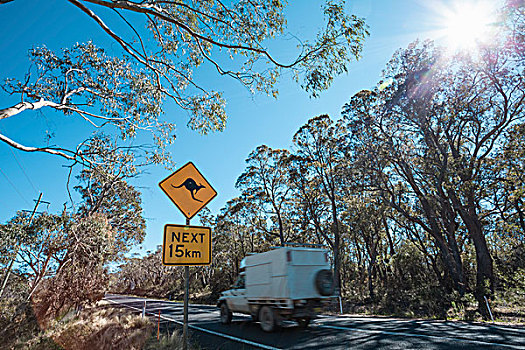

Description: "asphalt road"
104 294 525 350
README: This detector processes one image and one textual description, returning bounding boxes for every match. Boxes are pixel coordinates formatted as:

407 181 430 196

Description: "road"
104 294 524 350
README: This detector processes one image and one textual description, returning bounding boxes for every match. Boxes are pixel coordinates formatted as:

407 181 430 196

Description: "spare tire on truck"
315 269 335 296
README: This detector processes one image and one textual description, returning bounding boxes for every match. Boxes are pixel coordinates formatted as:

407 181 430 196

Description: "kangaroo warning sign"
159 162 217 219
163 224 211 265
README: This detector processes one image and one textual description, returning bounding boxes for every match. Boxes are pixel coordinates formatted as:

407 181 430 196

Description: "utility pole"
0 193 43 298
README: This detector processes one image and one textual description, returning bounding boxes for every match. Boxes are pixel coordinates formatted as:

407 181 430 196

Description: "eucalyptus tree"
0 141 150 322
74 135 146 257
487 123 525 290
335 118 399 297
292 114 348 292
342 27 524 315
112 247 185 298
287 153 331 246
342 50 468 297
490 123 525 238
0 0 368 170
236 145 292 246
212 197 271 288
432 18 523 303
34 213 117 319
1 211 69 301
216 198 252 273
340 193 393 300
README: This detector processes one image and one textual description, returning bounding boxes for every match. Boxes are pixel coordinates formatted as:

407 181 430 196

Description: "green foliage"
107 1 524 323
296 1 369 97
381 243 448 318
74 135 146 257
236 145 292 245
0 146 148 330
110 247 185 299
447 292 480 321
0 0 368 172
33 214 114 321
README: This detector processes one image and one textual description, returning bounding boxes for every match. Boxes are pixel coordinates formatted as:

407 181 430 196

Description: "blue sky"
0 0 462 255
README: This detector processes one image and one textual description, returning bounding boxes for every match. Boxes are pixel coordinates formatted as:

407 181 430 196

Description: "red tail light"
286 250 292 262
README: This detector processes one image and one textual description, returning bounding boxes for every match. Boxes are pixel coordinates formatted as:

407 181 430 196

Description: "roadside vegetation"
0 0 524 348
0 298 198 350
111 2 525 324
0 0 367 348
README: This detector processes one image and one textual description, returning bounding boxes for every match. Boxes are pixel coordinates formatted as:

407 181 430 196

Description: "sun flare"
442 1 497 51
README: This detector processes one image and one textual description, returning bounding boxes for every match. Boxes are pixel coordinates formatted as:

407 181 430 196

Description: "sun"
441 1 497 51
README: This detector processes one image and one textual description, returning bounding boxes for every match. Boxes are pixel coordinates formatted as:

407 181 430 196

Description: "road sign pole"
183 218 190 350
159 162 216 350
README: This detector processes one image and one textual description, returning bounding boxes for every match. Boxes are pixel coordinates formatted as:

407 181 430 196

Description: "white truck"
217 245 335 332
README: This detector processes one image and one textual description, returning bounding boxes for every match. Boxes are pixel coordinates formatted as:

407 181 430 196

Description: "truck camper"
218 244 335 332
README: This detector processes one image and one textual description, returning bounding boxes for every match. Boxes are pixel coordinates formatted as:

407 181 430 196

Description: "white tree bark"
0 99 60 120
0 133 78 161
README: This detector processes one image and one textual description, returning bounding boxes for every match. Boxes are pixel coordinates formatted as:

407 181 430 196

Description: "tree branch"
76 0 321 69
0 99 58 120
0 132 92 166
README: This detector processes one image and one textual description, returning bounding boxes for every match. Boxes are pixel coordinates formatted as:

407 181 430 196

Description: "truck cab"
218 245 335 332
220 272 250 314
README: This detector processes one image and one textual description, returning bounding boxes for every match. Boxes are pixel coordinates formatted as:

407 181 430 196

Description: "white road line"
106 295 523 349
316 323 523 349
105 298 281 350
319 315 525 336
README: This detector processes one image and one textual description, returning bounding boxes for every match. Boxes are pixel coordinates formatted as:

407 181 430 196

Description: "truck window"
234 274 245 289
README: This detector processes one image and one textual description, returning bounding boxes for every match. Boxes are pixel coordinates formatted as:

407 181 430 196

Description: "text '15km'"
162 224 212 266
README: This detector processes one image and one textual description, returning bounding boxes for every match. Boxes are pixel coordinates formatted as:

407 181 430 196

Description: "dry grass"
2 298 200 350
142 330 200 350
47 302 153 350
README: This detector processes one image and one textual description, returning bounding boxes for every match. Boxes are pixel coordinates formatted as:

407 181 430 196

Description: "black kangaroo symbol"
172 178 205 203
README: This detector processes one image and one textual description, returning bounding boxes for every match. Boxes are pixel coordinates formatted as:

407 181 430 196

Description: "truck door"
230 274 249 313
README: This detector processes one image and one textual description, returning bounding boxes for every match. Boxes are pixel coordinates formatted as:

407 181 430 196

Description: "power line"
9 146 39 195
0 166 32 207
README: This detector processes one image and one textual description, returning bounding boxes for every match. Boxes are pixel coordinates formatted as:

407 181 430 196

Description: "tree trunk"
515 198 525 236
382 216 395 256
367 256 376 300
276 211 285 246
467 218 494 313
400 163 466 295
331 200 341 294
440 192 466 295
449 189 494 318
434 235 466 295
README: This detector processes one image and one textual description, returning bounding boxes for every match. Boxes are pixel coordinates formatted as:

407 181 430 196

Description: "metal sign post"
183 218 190 350
159 162 216 350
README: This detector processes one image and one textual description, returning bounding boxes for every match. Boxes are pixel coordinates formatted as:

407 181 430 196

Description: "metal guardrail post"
484 296 495 322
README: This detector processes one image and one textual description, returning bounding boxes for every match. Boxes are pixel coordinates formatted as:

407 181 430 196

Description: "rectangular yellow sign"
162 224 211 266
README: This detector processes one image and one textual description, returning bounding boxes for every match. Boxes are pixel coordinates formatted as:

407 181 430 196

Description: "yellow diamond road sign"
159 162 217 219
163 224 211 266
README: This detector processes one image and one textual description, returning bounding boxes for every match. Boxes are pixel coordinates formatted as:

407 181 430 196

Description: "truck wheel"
220 303 232 324
315 269 335 296
297 317 311 328
259 306 276 332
